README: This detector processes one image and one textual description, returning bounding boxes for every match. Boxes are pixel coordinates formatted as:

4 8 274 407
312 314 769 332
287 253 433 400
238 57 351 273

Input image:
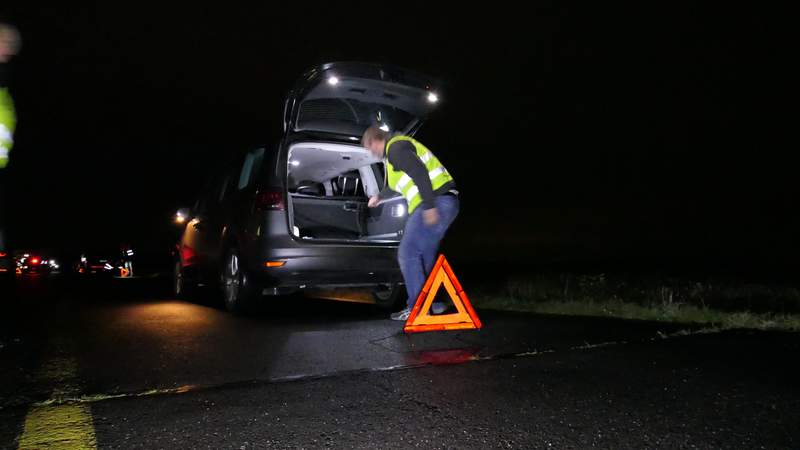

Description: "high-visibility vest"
0 87 16 169
385 135 454 214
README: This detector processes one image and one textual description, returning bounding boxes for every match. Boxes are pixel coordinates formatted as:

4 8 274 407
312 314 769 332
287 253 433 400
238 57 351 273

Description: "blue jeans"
398 195 459 309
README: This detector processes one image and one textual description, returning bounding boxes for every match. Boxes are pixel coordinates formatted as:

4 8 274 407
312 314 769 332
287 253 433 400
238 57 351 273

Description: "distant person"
0 22 21 251
362 125 459 321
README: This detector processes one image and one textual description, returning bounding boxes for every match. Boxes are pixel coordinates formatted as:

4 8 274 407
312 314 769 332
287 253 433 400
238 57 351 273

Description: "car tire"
221 249 258 314
372 283 403 310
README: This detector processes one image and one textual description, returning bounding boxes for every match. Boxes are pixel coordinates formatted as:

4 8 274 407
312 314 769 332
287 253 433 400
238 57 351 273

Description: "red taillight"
255 188 285 211
30 257 40 265
0 252 6 257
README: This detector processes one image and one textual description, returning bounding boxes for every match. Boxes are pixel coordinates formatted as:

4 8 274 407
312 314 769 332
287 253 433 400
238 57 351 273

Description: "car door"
180 170 235 281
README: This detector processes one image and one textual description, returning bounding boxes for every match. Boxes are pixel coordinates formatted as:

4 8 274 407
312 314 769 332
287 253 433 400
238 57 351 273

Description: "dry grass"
471 273 800 332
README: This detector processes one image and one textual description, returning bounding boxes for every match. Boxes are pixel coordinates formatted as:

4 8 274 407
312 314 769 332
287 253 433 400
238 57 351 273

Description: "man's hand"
368 196 380 208
423 208 440 226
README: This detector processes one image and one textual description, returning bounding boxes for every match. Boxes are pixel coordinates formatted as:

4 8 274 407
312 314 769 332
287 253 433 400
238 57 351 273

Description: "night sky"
0 4 793 273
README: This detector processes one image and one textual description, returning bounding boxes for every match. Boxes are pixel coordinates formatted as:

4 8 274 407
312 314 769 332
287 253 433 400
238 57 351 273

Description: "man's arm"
367 165 400 208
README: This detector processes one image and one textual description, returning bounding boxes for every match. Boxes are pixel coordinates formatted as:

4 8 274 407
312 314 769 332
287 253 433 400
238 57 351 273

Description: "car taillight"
0 252 6 257
31 257 40 265
255 188 285 211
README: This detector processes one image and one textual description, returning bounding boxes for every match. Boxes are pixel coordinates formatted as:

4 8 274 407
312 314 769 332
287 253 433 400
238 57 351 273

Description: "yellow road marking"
16 340 97 449
18 403 96 449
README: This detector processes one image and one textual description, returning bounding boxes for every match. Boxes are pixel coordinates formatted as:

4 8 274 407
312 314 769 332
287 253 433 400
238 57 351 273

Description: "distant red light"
30 257 40 265
0 252 7 257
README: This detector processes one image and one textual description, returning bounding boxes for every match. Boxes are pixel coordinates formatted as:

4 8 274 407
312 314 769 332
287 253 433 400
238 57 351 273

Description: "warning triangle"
404 255 482 333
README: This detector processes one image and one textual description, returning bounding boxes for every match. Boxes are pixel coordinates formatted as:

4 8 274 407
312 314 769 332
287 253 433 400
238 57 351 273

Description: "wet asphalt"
0 275 798 449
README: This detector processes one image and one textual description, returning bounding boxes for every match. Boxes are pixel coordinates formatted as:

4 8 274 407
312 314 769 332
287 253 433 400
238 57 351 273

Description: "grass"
471 273 800 332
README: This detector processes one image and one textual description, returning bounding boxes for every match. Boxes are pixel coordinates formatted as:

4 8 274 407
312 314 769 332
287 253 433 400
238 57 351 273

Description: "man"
0 23 19 169
0 22 21 252
362 125 459 320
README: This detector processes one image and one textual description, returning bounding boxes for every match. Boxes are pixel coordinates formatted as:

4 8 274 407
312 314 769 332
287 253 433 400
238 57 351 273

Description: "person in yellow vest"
0 23 19 169
362 125 459 320
0 23 20 252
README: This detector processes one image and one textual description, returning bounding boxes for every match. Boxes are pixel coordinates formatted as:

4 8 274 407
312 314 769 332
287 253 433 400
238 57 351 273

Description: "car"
15 251 58 276
74 248 126 277
174 62 442 313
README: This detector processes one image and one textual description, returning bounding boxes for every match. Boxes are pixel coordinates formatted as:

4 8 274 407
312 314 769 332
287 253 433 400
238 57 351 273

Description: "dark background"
0 3 794 276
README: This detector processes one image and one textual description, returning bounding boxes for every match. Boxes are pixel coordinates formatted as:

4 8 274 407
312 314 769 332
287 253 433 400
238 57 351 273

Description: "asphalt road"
0 275 798 449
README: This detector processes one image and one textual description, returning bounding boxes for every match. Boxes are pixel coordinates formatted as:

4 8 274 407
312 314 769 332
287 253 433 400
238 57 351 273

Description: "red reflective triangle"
404 255 482 333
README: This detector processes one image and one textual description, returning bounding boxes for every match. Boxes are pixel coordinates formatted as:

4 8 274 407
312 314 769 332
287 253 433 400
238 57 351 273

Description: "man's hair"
0 23 21 54
361 125 390 147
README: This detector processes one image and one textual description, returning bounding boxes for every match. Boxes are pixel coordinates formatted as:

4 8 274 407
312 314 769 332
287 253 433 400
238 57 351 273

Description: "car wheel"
372 283 403 310
221 249 257 314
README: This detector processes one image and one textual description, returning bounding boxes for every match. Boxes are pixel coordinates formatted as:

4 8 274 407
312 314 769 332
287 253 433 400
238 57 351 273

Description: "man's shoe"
431 302 448 314
390 307 412 321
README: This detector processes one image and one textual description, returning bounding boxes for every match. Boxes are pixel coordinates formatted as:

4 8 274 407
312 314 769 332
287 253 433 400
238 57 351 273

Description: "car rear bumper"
250 244 402 294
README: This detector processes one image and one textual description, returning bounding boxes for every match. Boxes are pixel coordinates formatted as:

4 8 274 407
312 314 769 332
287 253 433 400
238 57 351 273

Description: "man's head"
361 125 390 159
0 23 21 63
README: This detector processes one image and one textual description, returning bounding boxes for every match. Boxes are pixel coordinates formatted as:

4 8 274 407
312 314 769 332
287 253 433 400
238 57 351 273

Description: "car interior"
287 143 406 242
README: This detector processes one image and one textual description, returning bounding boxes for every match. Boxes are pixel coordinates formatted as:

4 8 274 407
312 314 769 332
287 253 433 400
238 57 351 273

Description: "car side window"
196 177 218 213
218 173 233 203
238 148 266 190
193 196 206 215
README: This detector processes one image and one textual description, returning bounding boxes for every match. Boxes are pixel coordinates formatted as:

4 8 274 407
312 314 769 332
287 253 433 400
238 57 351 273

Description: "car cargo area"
287 142 407 243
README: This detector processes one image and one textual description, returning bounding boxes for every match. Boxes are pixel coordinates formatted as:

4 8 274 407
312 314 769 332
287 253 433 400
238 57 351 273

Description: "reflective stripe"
0 124 11 142
394 173 412 191
428 167 445 180
405 185 419 202
419 151 432 163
